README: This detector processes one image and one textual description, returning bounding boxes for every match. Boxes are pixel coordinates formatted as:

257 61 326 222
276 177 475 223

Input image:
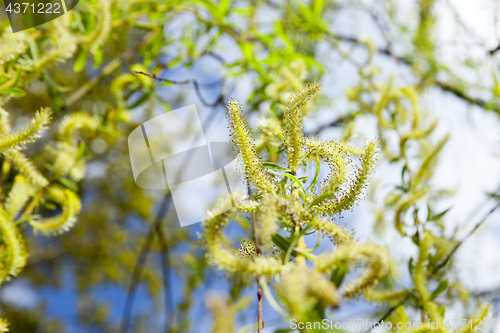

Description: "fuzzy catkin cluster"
0 0 118 286
0 109 100 284
201 83 391 320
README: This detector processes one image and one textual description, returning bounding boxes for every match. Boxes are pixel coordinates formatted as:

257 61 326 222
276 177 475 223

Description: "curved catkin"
226 100 276 193
0 209 26 284
276 266 313 318
457 303 490 333
315 217 353 245
202 207 286 278
58 112 99 142
34 21 77 70
257 194 281 244
257 194 302 244
412 135 449 189
30 187 82 236
305 138 351 195
79 0 112 46
277 266 339 319
206 295 237 333
313 242 390 297
48 142 79 177
0 30 29 65
308 269 340 307
394 189 427 236
0 108 52 153
5 175 35 219
5 150 49 188
414 231 432 302
329 140 379 215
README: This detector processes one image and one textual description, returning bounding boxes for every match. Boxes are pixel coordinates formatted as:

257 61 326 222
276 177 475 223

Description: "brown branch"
365 298 406 333
134 71 224 107
355 1 398 62
435 81 487 110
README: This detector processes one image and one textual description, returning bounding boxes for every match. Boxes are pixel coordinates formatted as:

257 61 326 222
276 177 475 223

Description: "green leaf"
313 0 324 15
0 88 26 97
302 192 334 215
306 157 321 194
330 264 348 287
408 258 415 278
271 233 296 257
282 173 307 196
298 176 308 183
73 46 87 73
411 234 420 246
283 225 315 263
262 162 291 173
259 277 289 317
40 199 57 210
28 38 40 62
76 143 87 162
428 208 451 222
430 280 448 300
58 177 79 192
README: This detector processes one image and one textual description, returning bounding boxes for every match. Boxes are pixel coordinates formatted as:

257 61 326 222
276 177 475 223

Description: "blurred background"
1 0 500 332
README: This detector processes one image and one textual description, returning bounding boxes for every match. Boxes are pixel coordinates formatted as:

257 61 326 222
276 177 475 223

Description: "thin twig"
430 201 500 278
134 71 224 107
356 1 398 62
257 282 264 333
365 298 406 333
332 33 500 114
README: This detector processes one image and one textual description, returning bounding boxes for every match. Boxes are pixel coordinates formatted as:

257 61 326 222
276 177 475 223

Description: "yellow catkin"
283 83 321 171
226 100 276 193
313 242 390 297
5 175 35 219
0 108 52 153
0 318 8 332
30 186 82 236
206 295 237 333
0 209 26 284
4 150 49 188
58 112 99 142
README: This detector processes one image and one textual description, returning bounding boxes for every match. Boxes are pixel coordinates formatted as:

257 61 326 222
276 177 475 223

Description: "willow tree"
0 0 498 332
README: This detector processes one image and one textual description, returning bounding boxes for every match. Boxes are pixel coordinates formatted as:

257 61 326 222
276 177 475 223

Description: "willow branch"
367 200 500 331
